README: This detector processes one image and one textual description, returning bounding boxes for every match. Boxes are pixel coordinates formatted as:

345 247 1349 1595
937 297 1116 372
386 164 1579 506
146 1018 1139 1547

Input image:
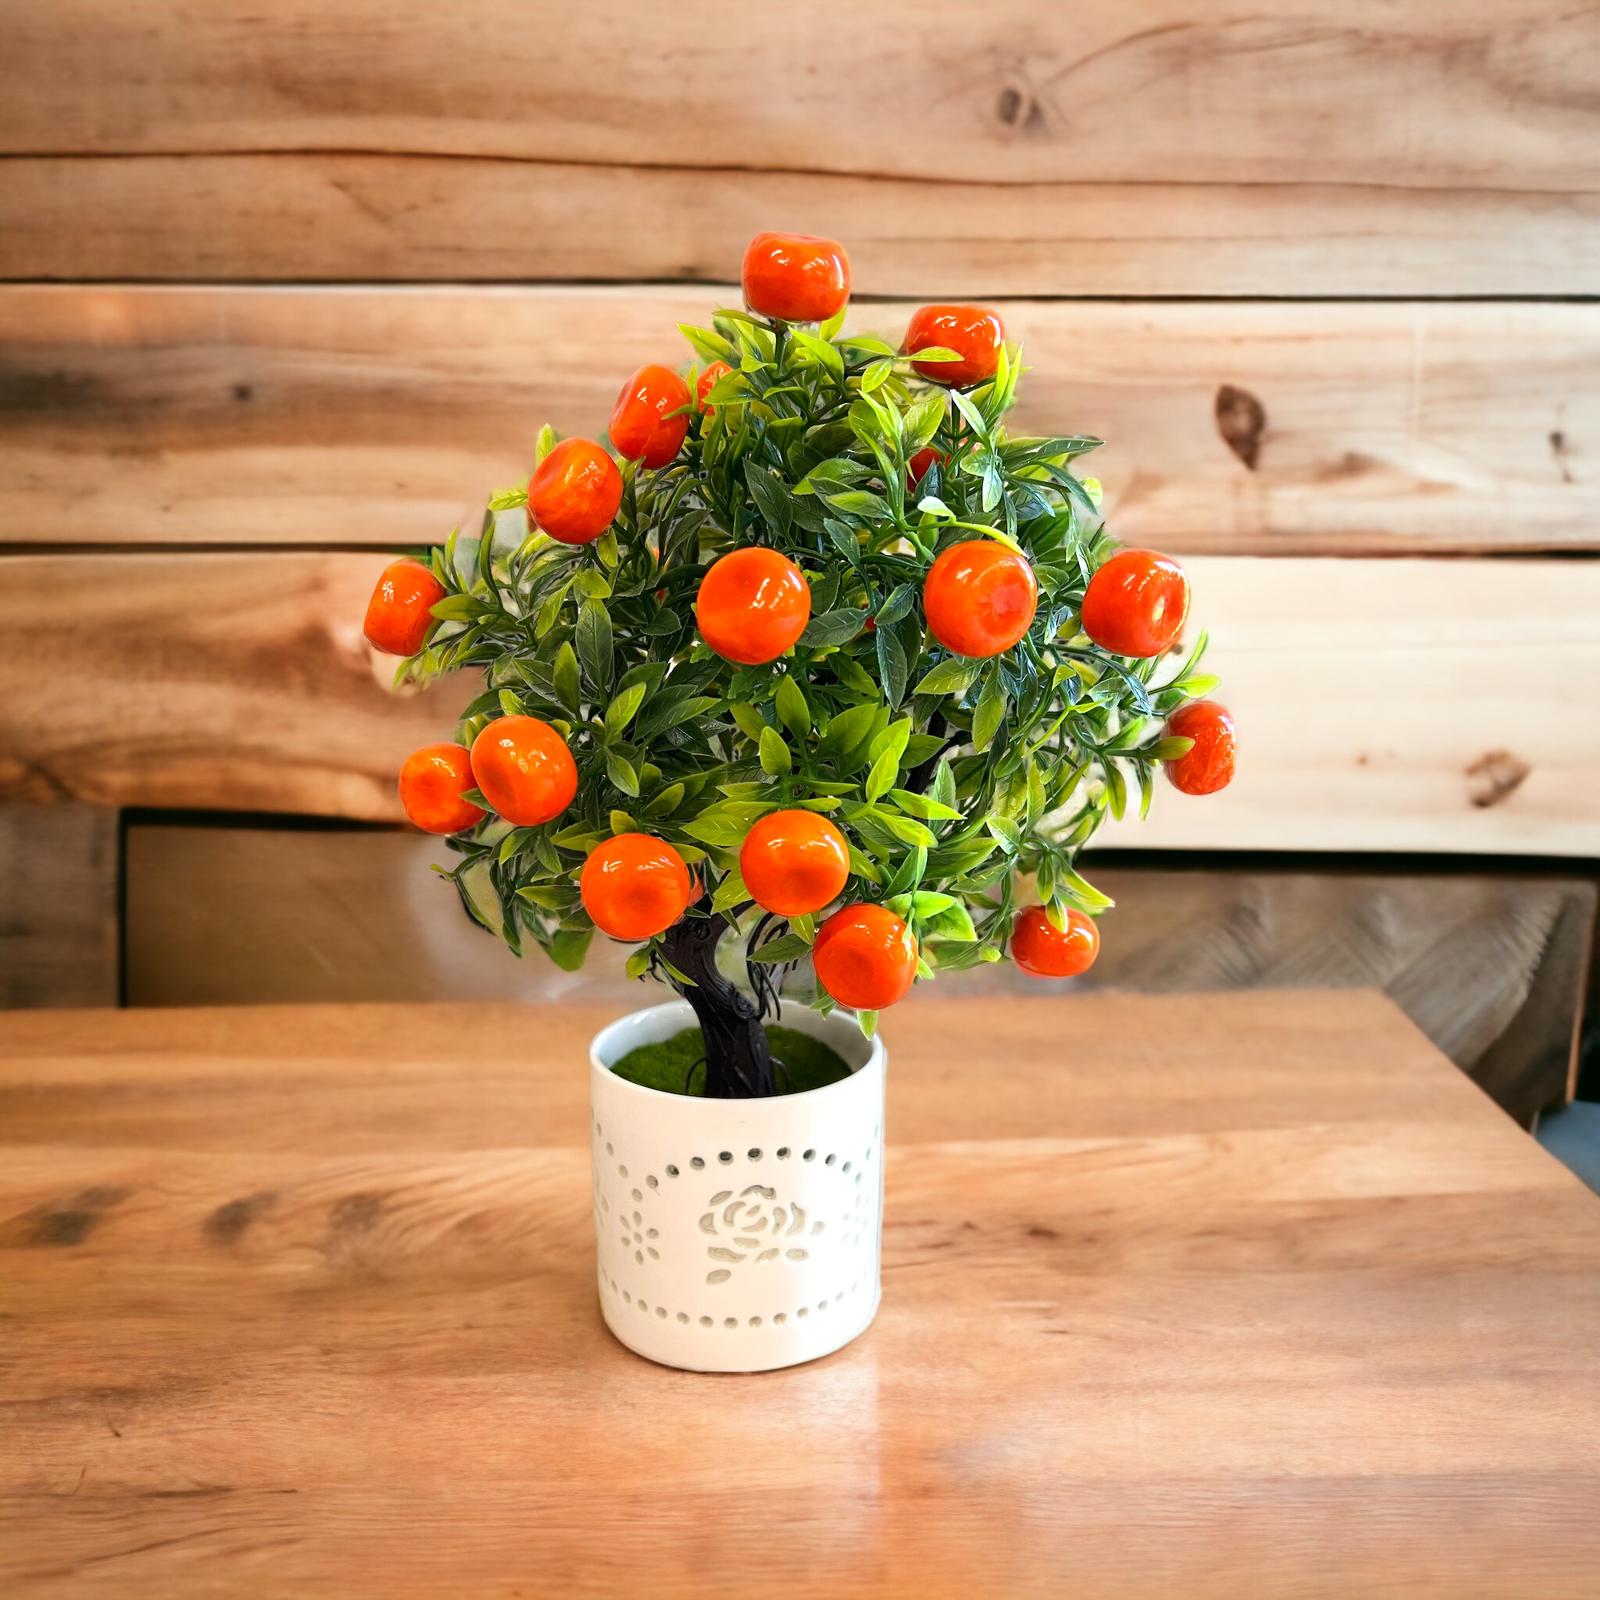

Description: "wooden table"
3 991 1598 1598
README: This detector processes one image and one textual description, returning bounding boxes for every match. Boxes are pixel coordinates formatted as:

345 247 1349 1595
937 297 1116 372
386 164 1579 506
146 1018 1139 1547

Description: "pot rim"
589 997 885 1112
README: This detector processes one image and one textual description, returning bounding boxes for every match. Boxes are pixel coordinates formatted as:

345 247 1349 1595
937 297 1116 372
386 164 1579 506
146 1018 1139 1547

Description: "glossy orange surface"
398 743 485 835
695 547 811 665
923 540 1038 658
812 903 918 1011
1011 905 1101 979
696 359 732 415
468 716 578 827
1166 701 1238 795
904 305 1006 388
362 558 444 657
609 364 691 469
580 832 693 941
1080 547 1191 659
527 438 624 545
739 808 851 917
741 232 850 323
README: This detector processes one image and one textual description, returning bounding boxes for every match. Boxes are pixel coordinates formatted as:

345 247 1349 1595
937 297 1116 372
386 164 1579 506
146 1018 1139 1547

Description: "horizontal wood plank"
3 992 1598 1596
2 287 1596 555
119 822 1596 1121
2 2 1597 292
3 552 1596 857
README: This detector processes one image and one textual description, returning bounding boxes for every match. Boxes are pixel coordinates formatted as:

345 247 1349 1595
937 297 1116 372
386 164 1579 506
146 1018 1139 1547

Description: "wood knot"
1465 750 1530 808
995 81 1044 131
1215 384 1267 470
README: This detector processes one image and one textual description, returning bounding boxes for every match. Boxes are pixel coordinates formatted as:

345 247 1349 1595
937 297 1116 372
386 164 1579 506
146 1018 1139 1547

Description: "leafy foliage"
402 305 1215 1007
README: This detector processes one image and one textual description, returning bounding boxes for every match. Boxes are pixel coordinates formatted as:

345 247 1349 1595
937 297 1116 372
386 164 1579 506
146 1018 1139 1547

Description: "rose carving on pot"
701 1184 824 1285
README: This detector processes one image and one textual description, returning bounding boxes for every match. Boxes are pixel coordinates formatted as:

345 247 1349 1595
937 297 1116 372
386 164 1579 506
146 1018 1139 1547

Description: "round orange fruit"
398 743 485 835
923 540 1038 658
812 903 918 1010
610 364 691 469
903 305 1006 388
468 716 578 827
1080 548 1190 658
1165 701 1237 796
1011 906 1100 978
528 438 624 545
363 558 444 657
742 232 850 324
580 833 693 940
695 547 811 665
740 809 851 917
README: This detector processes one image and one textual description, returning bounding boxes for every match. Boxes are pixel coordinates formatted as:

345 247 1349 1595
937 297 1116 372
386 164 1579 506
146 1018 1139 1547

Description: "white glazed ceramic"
589 999 885 1372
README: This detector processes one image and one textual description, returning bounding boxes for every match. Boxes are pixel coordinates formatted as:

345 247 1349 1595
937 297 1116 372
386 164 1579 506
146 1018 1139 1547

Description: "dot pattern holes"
594 1137 878 1334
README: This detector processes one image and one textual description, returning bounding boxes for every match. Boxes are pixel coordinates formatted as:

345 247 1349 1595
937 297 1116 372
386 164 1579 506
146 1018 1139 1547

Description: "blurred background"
0 2 1595 1148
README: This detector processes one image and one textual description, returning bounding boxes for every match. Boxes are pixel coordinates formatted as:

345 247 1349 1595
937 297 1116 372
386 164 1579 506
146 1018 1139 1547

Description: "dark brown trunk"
658 909 777 1099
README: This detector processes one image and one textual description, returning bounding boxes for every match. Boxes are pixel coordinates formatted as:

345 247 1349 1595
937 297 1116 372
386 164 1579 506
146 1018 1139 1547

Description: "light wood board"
2 990 1598 1597
4 551 1596 857
2 287 1595 555
1 1 1596 293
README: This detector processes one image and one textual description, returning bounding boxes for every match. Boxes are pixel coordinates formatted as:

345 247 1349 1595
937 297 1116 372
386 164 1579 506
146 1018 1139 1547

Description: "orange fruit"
696 359 732 414
907 447 945 491
923 540 1038 658
740 809 851 917
742 232 850 323
1165 701 1237 796
610 364 691 469
581 833 693 940
695 547 811 665
468 716 578 826
528 438 624 545
1011 906 1100 978
812 903 917 1010
398 743 486 835
903 305 1006 388
1080 548 1190 658
363 558 444 657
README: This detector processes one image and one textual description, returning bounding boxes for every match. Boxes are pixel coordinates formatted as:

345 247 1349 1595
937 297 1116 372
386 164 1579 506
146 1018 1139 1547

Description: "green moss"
609 1024 852 1098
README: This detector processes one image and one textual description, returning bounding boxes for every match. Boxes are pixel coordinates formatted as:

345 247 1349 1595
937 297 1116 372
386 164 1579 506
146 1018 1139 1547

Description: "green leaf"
800 608 869 647
548 927 594 971
748 933 814 964
605 749 640 797
774 674 811 741
759 726 792 777
604 680 647 735
875 625 909 708
728 702 768 742
576 599 613 695
744 461 793 536
1147 735 1195 761
609 808 636 835
678 323 736 363
888 789 961 821
711 870 751 914
487 486 528 511
972 672 1007 749
877 811 937 847
914 657 981 697
552 641 581 714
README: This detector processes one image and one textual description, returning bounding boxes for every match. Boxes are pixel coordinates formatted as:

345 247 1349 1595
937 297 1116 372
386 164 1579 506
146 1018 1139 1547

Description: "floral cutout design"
620 1204 659 1266
701 1184 823 1285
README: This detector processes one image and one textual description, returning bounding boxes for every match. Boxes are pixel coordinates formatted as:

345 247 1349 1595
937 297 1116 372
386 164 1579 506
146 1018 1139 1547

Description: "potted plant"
361 231 1234 1371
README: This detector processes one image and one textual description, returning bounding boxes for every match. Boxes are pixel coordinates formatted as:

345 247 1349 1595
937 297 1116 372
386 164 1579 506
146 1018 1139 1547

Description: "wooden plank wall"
0 1 1596 1083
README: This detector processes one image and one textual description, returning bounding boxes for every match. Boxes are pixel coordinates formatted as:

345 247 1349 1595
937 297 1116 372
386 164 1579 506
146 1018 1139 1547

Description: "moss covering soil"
610 1024 852 1098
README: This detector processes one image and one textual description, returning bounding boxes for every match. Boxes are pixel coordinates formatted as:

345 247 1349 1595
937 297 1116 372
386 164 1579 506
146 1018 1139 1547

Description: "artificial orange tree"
363 231 1234 1097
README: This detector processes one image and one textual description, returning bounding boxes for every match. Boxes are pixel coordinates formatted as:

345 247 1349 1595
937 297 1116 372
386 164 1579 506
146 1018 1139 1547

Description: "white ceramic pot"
589 999 886 1372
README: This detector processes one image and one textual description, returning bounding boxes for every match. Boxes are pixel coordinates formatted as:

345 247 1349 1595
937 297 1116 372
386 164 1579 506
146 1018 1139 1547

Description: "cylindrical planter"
589 999 885 1372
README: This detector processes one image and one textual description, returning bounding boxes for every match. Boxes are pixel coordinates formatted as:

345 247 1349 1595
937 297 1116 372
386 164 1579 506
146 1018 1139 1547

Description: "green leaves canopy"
402 305 1214 997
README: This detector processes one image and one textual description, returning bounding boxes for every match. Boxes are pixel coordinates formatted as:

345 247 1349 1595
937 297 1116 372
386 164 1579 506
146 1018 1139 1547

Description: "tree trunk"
659 909 777 1099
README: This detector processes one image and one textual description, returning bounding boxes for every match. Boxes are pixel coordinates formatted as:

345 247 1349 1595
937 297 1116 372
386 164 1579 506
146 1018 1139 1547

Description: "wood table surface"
2 990 1598 1598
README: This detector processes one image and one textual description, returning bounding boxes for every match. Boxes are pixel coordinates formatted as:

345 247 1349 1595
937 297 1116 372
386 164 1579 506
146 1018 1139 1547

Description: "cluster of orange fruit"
362 231 1235 1008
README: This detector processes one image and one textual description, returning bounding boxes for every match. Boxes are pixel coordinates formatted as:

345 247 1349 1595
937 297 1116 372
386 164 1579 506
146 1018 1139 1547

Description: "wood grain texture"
0 553 473 817
2 991 1598 1598
120 823 1596 1122
1 1 1596 293
6 550 1597 857
3 286 1595 555
0 804 119 1008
